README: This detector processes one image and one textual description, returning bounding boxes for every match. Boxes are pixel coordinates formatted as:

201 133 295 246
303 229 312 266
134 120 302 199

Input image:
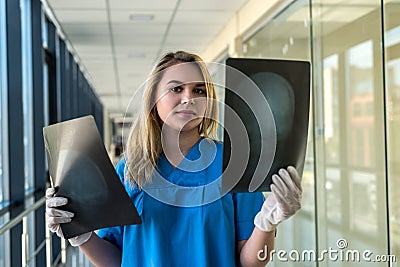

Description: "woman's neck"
161 126 201 167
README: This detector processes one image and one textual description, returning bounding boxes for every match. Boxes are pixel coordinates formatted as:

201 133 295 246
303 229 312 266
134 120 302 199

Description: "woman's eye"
194 88 205 95
170 86 182 93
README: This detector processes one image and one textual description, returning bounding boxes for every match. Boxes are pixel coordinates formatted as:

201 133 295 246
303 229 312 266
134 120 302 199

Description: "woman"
46 51 302 267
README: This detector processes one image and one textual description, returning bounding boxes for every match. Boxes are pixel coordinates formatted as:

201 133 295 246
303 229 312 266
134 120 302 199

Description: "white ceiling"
46 0 249 118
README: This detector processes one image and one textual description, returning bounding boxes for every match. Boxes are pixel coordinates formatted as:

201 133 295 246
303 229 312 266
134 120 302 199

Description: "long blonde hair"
125 51 219 187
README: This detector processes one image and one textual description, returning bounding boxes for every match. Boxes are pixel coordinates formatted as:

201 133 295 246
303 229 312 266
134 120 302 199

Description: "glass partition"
384 0 400 262
312 0 387 266
21 0 36 265
0 0 5 204
244 0 394 265
21 0 34 192
0 0 9 265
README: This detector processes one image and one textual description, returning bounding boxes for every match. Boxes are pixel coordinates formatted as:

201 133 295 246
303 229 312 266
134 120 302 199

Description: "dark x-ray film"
223 58 310 192
43 115 141 239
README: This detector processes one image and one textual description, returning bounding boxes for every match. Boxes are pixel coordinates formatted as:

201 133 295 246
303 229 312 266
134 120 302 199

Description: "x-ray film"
223 58 310 192
43 115 141 239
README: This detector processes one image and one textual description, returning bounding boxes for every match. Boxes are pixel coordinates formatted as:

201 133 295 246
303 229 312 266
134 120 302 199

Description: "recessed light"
129 14 154 21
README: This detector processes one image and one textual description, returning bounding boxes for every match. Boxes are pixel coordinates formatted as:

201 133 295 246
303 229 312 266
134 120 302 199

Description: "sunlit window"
21 0 34 191
385 3 400 259
346 40 374 168
0 0 5 204
323 54 339 164
20 1 36 265
0 0 9 266
42 13 49 127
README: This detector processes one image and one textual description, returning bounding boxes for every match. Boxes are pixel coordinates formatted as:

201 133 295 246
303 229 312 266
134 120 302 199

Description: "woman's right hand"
45 187 92 246
45 187 74 238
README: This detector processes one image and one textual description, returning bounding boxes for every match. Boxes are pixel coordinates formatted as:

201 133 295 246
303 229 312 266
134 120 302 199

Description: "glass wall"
0 0 6 204
21 0 36 265
243 0 398 266
312 1 388 266
0 0 103 264
21 0 34 192
0 0 9 265
384 0 400 262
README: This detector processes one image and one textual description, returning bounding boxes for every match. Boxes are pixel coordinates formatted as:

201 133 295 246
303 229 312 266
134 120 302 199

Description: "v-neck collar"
157 137 203 177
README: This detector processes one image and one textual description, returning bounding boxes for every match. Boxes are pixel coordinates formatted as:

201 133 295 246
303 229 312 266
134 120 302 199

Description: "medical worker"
46 51 302 267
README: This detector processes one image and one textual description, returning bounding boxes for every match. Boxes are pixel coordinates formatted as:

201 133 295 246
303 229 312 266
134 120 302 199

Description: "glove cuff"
254 211 277 232
68 231 93 247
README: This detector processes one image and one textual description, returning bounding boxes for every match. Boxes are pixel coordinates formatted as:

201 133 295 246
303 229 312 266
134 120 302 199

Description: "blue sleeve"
96 158 127 249
97 225 124 249
233 192 264 241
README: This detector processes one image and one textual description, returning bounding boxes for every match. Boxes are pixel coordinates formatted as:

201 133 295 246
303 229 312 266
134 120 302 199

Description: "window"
0 0 9 266
384 0 400 260
0 0 7 206
21 0 34 191
42 13 49 127
323 54 340 164
346 40 375 168
20 1 35 265
313 0 387 259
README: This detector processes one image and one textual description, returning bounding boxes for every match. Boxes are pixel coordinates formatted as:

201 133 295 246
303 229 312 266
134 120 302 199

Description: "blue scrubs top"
98 138 264 267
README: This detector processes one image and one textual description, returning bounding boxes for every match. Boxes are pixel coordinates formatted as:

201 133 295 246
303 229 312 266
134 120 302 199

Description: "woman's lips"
175 110 197 117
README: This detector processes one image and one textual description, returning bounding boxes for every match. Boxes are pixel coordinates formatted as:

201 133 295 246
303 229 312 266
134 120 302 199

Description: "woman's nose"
181 97 195 105
180 89 194 104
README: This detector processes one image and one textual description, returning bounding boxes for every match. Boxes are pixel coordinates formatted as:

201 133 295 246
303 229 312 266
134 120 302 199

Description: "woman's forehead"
159 62 204 85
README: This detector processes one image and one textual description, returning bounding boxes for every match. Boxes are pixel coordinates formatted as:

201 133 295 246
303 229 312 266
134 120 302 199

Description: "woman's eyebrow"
167 80 183 85
166 80 205 86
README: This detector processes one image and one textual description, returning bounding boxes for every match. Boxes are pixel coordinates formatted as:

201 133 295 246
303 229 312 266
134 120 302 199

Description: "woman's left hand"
254 166 302 232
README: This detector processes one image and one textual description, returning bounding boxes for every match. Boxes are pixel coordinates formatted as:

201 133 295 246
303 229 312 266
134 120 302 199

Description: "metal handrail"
27 238 47 265
0 196 46 235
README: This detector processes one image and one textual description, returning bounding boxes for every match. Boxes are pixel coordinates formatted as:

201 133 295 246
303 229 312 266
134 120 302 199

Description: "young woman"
46 51 302 267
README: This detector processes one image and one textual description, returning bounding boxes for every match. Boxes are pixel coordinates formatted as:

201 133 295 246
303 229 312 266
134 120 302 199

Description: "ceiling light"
129 14 154 21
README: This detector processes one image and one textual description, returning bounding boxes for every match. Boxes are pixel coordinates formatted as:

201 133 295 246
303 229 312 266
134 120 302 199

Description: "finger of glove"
46 187 57 198
46 207 74 218
272 173 298 200
56 227 65 239
46 197 68 208
271 183 288 206
269 184 292 220
287 166 302 192
47 215 72 227
277 169 301 196
48 223 60 234
48 224 65 239
271 182 298 212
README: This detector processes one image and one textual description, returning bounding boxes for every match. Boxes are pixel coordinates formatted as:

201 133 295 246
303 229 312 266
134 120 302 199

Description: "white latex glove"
254 166 302 232
45 187 92 247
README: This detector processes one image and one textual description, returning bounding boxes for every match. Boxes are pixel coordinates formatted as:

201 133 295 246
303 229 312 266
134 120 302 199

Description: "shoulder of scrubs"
115 157 126 182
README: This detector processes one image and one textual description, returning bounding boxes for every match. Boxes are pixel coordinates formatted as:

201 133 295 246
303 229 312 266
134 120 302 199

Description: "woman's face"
155 62 207 133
